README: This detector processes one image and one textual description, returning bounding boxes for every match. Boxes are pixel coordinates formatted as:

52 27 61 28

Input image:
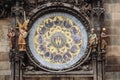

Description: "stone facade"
0 0 120 80
104 0 120 72
0 19 11 80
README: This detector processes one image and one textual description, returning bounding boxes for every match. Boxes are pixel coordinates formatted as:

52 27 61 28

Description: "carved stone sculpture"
89 28 98 52
7 27 16 49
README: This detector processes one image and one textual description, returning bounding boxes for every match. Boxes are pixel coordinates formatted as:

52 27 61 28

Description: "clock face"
28 12 88 70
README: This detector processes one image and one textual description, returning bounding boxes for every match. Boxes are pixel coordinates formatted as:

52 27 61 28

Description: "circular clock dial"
28 12 88 70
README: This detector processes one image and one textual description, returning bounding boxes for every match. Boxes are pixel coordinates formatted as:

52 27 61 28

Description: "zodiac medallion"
28 12 88 70
51 32 66 48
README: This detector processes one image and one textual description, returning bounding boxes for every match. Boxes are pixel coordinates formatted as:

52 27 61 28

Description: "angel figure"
17 19 29 51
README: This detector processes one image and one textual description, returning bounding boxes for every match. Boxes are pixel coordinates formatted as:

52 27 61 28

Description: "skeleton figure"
17 19 29 51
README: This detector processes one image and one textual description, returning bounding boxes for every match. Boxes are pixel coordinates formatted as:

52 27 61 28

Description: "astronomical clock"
28 11 90 72
6 0 106 80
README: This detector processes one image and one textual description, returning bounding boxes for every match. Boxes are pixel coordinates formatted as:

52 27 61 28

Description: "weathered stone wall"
104 0 120 72
0 0 120 80
0 18 11 80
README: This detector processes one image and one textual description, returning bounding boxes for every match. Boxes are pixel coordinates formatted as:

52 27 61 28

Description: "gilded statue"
17 19 29 51
101 27 107 52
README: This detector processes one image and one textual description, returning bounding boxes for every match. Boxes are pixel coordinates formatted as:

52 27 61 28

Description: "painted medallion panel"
28 12 88 70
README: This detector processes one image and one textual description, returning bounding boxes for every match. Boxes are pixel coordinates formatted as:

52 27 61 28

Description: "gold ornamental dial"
28 12 88 70
34 16 82 64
